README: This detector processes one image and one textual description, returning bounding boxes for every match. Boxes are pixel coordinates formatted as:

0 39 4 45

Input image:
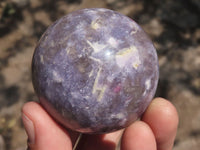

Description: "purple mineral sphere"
32 8 159 133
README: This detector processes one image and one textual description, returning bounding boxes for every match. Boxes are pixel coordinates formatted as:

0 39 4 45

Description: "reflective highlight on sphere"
32 8 159 133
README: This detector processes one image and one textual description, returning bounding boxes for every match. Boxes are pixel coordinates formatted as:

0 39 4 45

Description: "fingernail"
22 113 35 144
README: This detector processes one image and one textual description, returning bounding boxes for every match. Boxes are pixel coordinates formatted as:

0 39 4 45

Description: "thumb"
22 102 75 150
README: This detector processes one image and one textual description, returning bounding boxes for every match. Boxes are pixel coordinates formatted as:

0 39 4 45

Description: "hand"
22 97 178 150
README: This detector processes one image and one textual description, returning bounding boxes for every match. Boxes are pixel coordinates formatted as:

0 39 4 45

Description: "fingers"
121 97 178 150
21 97 178 150
75 130 123 150
22 102 78 150
121 121 157 150
141 97 179 150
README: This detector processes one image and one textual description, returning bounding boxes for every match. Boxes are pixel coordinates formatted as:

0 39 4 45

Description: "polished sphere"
32 8 159 133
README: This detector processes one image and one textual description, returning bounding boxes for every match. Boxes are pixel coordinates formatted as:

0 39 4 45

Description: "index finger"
141 97 179 150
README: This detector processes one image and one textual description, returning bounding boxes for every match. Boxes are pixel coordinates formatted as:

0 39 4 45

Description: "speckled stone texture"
32 8 159 133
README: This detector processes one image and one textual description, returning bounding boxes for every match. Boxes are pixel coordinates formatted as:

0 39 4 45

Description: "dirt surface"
0 0 200 150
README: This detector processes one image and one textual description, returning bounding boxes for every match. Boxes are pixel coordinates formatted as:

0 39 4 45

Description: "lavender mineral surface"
32 8 159 133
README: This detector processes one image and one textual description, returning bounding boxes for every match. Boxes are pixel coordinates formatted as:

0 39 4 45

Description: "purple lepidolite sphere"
32 8 159 133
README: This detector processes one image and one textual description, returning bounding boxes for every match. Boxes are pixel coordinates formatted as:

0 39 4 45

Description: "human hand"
22 97 178 150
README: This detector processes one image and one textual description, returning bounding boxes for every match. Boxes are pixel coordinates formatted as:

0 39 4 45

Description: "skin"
22 97 178 150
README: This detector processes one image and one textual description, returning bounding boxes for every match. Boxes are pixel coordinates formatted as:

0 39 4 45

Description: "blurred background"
0 0 200 149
